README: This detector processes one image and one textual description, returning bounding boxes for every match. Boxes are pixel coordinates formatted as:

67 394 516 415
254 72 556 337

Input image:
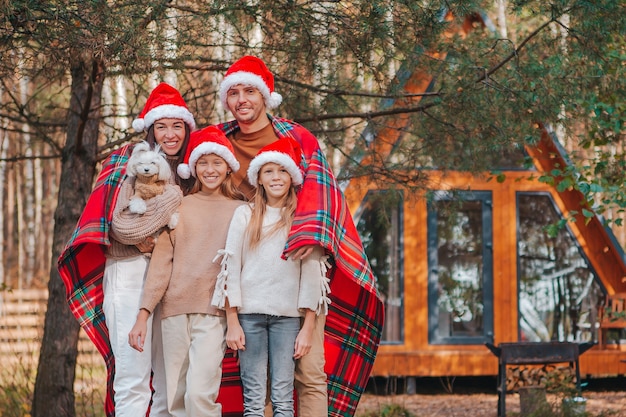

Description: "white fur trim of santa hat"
132 104 196 132
247 151 303 187
178 142 240 179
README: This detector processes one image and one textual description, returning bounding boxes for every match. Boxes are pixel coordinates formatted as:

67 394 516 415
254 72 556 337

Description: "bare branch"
0 154 60 162
296 102 440 123
478 18 554 82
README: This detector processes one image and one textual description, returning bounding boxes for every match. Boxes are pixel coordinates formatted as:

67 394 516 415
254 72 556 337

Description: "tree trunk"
19 57 36 285
0 103 7 286
32 55 105 417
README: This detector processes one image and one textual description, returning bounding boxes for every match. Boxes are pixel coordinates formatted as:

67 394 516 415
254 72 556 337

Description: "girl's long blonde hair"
246 177 298 249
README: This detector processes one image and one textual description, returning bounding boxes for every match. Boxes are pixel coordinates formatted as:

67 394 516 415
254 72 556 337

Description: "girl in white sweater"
212 137 327 417
129 126 245 417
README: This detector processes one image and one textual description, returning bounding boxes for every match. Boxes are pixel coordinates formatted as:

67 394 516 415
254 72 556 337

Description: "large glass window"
517 193 603 342
427 191 494 344
356 190 403 343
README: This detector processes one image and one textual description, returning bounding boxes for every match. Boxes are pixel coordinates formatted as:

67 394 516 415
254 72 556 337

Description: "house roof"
526 126 626 293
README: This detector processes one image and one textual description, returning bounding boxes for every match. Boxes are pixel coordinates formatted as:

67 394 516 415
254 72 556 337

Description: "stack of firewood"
506 365 576 392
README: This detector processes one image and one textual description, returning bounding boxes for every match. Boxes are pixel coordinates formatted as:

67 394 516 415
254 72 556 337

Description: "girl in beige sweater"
129 126 245 417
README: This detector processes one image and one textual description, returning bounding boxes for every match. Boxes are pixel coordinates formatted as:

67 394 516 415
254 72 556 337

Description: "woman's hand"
135 236 156 253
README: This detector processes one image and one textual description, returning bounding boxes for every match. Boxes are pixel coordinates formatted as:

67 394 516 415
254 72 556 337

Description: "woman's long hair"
145 123 195 195
246 176 297 249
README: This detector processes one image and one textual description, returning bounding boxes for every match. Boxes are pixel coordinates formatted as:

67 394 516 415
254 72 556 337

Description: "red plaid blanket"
60 117 384 416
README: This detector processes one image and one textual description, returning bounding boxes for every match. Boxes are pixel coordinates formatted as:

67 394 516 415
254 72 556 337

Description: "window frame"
427 190 495 345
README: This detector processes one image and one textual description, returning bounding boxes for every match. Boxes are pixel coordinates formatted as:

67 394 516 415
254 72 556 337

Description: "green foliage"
0 354 106 417
2 1 624 203
0 364 34 417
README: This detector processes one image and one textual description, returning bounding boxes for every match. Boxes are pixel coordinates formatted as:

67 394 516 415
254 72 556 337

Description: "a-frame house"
342 12 626 381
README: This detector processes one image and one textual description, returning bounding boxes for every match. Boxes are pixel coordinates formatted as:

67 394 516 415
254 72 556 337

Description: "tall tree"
33 51 105 416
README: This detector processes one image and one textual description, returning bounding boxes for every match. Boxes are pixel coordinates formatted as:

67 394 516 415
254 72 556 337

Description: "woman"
58 82 196 417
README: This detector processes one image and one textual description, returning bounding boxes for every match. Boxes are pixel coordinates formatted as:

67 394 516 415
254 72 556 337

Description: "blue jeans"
238 314 300 417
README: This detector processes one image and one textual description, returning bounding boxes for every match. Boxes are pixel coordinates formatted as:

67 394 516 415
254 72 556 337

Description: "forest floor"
355 377 626 417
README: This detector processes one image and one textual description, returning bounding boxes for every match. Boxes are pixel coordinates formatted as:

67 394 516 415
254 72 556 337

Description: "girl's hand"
226 323 246 351
128 309 150 352
295 309 316 359
294 327 313 359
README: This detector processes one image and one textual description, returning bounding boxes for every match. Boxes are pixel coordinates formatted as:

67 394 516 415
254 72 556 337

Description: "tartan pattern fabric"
219 116 385 416
217 350 245 416
57 144 245 417
60 116 384 417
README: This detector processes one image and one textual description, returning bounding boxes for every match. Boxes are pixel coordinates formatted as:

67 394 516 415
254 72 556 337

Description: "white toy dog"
126 141 179 228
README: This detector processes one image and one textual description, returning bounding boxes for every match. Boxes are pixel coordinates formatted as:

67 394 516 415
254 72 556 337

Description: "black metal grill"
485 341 594 417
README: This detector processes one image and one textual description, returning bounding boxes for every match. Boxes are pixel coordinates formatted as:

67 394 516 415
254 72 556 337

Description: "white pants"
103 256 153 417
150 303 172 416
161 313 227 417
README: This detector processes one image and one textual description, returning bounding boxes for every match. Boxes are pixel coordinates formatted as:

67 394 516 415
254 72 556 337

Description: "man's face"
225 85 267 126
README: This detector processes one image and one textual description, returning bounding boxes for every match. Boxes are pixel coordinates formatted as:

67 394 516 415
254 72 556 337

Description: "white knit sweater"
212 204 328 317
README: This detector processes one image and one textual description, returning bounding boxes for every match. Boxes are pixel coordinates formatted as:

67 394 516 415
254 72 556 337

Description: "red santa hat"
247 138 303 187
219 56 283 110
177 126 240 179
132 82 196 132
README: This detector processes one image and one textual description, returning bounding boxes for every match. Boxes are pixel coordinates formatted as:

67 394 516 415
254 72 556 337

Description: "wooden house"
342 13 626 383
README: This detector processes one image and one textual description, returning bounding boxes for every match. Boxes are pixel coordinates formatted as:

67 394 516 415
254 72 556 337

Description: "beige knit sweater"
140 193 245 319
107 177 183 259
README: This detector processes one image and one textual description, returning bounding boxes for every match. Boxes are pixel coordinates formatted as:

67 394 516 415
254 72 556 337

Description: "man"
216 55 384 417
